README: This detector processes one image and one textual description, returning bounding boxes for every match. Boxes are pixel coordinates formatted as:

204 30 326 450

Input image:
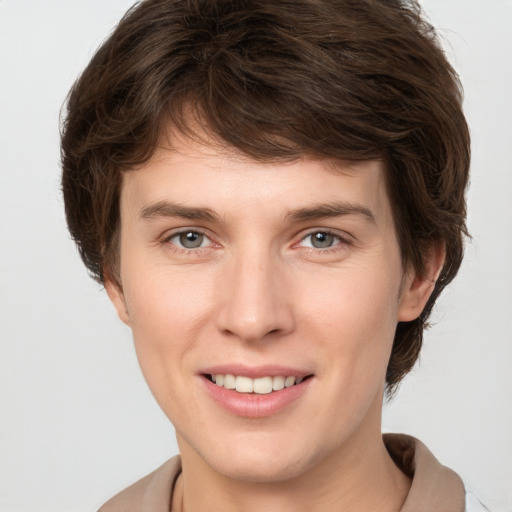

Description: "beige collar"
384 434 466 512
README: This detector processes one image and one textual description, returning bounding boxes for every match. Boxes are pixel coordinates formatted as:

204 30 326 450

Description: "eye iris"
311 232 334 248
179 231 204 248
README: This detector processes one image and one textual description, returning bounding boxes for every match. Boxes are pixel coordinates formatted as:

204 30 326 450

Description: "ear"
397 244 446 322
105 279 131 326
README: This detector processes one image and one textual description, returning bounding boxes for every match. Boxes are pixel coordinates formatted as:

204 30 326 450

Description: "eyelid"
294 228 353 250
159 226 352 253
161 227 218 250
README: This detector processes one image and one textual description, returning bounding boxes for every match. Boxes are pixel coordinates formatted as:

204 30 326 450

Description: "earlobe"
105 279 131 326
397 244 446 322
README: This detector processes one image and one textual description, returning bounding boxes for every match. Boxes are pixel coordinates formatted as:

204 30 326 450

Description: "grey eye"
310 232 336 248
179 231 205 248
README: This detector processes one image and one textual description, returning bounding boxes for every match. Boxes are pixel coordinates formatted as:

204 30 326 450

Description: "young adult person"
61 0 488 510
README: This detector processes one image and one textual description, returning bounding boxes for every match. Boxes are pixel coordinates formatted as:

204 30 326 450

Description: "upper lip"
200 364 313 379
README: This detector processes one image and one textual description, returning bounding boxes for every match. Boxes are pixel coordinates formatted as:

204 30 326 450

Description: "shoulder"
98 456 181 512
384 434 492 512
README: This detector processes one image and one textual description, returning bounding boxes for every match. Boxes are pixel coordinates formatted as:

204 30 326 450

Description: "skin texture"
107 131 443 512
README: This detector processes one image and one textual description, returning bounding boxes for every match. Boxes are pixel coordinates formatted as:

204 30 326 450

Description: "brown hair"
61 0 470 392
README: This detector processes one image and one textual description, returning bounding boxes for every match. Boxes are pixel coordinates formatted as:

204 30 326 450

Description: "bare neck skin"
171 393 411 512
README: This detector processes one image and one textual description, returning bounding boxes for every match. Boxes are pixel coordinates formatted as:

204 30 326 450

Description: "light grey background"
0 1 511 511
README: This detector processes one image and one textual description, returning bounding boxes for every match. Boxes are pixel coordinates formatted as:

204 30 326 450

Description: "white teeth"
210 374 305 394
223 374 236 390
235 376 254 393
253 376 273 394
272 376 285 391
285 376 296 388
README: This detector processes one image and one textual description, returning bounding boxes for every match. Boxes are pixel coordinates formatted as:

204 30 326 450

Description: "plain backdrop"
0 1 511 511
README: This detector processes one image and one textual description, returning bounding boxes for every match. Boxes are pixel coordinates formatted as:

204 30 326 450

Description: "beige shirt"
98 434 477 512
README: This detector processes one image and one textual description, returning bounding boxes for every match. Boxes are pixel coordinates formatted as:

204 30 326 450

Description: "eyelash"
161 228 351 255
297 230 351 252
161 229 216 254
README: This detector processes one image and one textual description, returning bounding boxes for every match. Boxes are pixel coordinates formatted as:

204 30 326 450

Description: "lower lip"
201 376 312 418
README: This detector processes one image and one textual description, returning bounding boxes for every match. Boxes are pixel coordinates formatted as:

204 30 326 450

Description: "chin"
186 429 325 484
208 450 313 483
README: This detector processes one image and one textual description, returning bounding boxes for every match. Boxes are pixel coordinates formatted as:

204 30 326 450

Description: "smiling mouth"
204 374 313 394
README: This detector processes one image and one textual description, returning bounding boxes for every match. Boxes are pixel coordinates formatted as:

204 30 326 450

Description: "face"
108 133 431 483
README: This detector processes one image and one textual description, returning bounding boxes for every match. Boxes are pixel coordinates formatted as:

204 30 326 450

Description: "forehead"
120 133 391 226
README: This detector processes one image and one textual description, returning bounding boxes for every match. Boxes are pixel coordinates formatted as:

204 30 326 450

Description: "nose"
215 248 296 343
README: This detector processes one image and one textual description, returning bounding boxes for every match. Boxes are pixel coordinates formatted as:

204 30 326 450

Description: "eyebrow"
139 200 376 225
140 201 222 223
285 201 376 224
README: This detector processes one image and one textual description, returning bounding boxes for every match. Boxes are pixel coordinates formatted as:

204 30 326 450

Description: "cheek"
119 257 217 388
299 261 401 378
123 251 216 332
301 259 400 330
